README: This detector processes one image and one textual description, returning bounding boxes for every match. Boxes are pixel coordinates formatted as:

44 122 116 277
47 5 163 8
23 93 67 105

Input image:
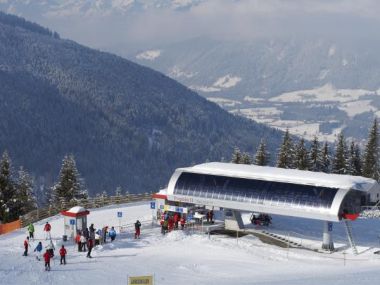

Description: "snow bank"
1 202 380 285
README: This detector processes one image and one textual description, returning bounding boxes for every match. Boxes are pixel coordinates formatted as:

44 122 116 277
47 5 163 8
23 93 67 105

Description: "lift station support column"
322 221 334 251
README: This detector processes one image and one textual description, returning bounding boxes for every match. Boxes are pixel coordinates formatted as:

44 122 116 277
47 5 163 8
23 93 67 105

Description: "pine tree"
254 139 270 166
276 129 295 169
241 152 252 165
320 141 331 173
347 141 362 176
231 147 242 164
332 133 348 174
14 167 36 216
0 151 16 222
52 154 85 204
362 118 380 181
309 135 321 172
115 186 122 196
295 138 309 170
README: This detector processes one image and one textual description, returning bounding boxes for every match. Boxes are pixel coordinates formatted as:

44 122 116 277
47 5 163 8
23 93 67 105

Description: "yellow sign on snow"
128 275 153 285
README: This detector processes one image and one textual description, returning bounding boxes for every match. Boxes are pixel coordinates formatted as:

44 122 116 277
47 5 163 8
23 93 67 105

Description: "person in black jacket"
134 220 141 239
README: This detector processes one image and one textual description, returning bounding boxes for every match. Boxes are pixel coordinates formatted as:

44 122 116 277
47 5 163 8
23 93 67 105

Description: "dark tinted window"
174 172 338 209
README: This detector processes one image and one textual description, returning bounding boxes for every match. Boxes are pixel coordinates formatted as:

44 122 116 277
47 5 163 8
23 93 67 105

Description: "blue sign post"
117 212 123 218
70 219 75 225
150 202 156 209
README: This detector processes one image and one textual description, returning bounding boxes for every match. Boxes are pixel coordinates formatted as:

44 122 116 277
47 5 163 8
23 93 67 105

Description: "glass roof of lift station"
173 172 339 210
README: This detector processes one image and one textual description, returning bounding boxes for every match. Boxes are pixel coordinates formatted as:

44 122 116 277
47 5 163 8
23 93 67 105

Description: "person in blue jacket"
34 241 43 260
108 226 116 242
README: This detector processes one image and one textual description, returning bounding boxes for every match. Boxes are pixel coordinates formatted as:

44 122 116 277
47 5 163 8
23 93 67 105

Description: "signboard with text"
128 275 153 285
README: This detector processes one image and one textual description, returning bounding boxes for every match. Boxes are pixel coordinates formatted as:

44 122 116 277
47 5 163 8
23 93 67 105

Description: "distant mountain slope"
0 12 283 195
129 37 380 141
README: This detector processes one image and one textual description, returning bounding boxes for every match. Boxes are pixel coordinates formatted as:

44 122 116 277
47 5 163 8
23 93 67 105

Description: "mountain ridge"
0 11 283 195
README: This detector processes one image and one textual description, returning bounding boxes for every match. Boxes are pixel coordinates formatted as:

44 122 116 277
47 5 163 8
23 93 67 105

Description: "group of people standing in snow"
21 217 144 272
160 212 186 234
23 221 68 271
75 223 118 258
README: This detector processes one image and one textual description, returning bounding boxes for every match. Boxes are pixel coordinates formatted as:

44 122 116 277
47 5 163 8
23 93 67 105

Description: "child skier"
108 226 116 242
34 241 43 260
23 236 29 256
43 250 51 271
59 245 67 265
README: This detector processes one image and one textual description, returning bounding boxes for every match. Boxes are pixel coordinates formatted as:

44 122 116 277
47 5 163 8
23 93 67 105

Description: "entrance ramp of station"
246 229 304 249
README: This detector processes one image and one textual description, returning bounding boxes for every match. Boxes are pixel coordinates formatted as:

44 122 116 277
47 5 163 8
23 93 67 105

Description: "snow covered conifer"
320 141 331 173
115 186 122 196
0 151 15 222
254 139 270 166
241 152 252 165
309 135 322 172
231 147 242 164
295 138 309 170
347 141 362 176
15 167 36 216
52 154 85 204
332 133 348 174
362 118 380 181
276 129 295 169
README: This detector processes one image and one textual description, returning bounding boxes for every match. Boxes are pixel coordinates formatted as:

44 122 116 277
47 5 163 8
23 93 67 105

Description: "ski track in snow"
1 202 380 284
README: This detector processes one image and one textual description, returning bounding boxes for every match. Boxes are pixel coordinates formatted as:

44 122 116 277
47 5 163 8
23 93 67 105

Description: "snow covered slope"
1 202 380 284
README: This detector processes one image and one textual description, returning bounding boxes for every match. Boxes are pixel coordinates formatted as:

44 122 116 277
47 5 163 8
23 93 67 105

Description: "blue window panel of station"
174 172 339 209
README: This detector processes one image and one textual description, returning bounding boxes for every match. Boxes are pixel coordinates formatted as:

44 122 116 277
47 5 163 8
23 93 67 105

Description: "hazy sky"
3 0 380 51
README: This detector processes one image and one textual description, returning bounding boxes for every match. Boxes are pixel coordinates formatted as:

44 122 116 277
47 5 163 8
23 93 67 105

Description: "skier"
162 219 168 235
173 213 179 229
96 228 103 245
89 224 96 241
44 222 52 240
46 240 55 259
80 234 87 252
23 236 29 256
102 226 108 244
34 241 43 260
75 231 82 252
28 223 35 240
87 238 93 258
210 210 214 224
168 217 174 232
83 227 89 241
108 226 116 242
43 250 51 271
134 220 141 239
59 245 67 265
180 216 186 230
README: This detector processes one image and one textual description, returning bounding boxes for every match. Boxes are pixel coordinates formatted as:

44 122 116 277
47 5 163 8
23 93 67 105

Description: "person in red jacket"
168 217 174 232
23 236 29 256
44 222 52 240
43 250 51 271
180 216 186 230
173 213 180 229
87 238 93 258
59 245 67 265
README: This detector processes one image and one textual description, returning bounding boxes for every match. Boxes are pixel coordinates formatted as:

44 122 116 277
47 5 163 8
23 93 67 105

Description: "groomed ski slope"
1 201 380 285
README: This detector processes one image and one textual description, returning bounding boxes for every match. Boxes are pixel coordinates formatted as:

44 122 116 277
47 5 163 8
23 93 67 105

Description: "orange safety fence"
0 219 21 234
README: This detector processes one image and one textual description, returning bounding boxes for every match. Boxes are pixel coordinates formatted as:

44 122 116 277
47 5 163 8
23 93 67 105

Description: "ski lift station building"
157 162 380 250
